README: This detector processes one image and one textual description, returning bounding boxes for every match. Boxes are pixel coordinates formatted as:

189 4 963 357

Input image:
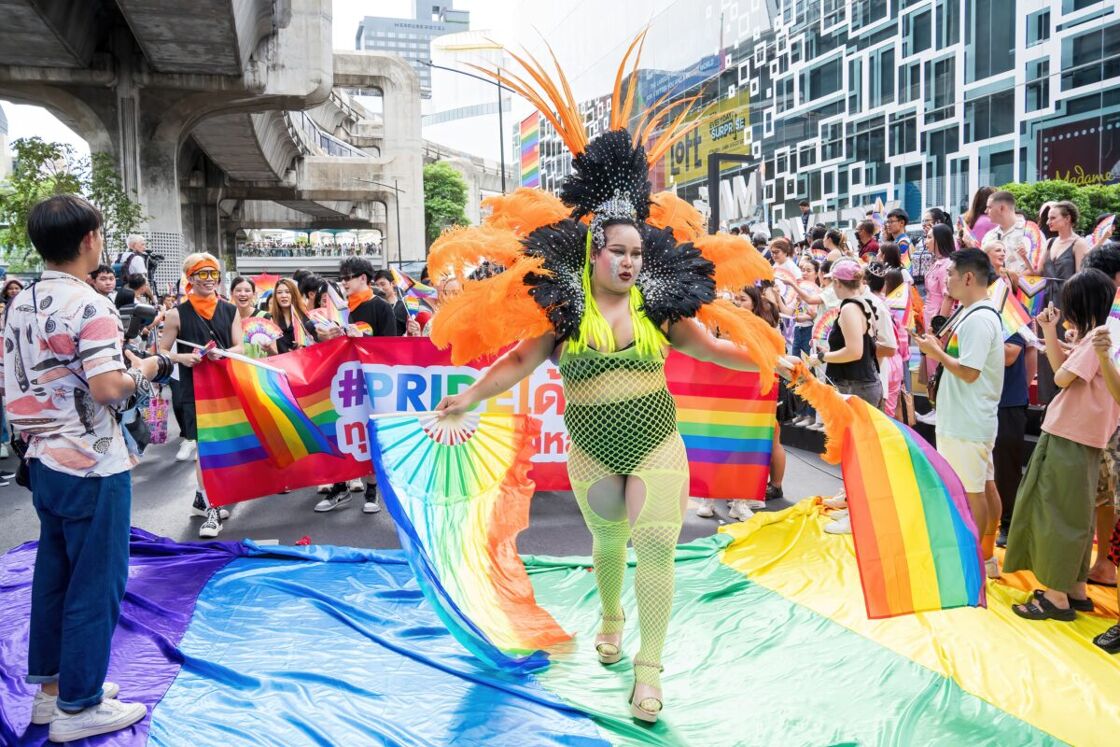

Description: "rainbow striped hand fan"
812 306 841 351
368 411 570 672
1092 214 1116 248
1022 221 1045 270
989 277 1037 343
791 366 986 618
241 317 282 346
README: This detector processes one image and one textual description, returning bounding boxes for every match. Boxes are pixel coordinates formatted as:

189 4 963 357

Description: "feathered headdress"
429 31 784 387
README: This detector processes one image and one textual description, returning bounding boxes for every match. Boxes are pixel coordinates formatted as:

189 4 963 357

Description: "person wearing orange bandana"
313 256 397 515
158 252 243 538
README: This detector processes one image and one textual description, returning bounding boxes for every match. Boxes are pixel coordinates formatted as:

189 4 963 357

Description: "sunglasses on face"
192 270 220 281
338 274 357 282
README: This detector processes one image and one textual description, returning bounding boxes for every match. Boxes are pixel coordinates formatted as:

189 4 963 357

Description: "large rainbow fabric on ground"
367 411 569 672
842 397 985 617
3 512 1118 745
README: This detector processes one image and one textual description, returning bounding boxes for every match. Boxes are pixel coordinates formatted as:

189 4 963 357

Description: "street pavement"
0 429 841 557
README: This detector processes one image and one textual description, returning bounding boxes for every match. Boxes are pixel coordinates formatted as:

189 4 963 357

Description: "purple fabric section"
685 448 772 465
0 529 245 745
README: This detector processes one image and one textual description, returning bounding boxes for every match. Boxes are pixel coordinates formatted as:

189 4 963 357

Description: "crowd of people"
744 186 1120 658
235 240 381 258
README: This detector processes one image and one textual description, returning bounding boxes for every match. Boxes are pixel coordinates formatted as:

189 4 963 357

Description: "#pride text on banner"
194 337 775 506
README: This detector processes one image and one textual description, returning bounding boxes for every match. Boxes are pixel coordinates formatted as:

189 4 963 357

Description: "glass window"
1062 21 1120 91
1026 60 1050 112
902 10 932 57
936 0 960 47
800 57 842 102
924 57 955 123
966 0 1015 82
1026 9 1049 47
851 0 888 29
821 122 844 161
1062 0 1104 11
964 88 1015 142
898 62 921 104
848 58 862 113
889 111 918 156
988 148 1014 187
823 0 845 27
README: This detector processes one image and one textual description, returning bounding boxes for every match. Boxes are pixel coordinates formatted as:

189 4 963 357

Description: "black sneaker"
0 470 15 480
191 492 229 520
764 484 784 502
199 508 222 538
363 484 380 514
1094 623 1120 654
314 484 353 512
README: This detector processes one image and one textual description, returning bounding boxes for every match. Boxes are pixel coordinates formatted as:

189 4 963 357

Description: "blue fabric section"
148 554 607 747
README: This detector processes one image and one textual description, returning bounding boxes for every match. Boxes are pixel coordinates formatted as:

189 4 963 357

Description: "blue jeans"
791 325 814 417
25 460 131 712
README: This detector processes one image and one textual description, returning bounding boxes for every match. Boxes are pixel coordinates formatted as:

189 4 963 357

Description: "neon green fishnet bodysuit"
559 342 689 691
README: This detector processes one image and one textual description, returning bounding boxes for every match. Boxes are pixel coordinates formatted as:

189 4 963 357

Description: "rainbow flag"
989 278 1037 343
886 284 913 330
223 358 336 469
666 357 777 500
253 273 280 300
843 398 985 617
896 234 912 269
405 281 438 312
291 314 312 348
370 412 569 672
1022 221 1045 271
1016 274 1047 316
519 114 541 188
1110 287 1120 321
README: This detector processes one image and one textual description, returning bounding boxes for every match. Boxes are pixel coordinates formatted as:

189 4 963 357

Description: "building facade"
512 0 1118 227
355 1 470 97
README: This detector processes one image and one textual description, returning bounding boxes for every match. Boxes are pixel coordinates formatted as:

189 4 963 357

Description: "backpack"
112 251 149 289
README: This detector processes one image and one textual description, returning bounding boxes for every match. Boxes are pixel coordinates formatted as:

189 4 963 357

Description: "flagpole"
178 340 286 375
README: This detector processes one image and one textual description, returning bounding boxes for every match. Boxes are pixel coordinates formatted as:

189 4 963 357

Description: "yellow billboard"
663 89 751 186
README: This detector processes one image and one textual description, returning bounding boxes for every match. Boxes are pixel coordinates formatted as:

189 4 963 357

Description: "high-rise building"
509 0 1119 229
0 105 10 181
355 2 470 97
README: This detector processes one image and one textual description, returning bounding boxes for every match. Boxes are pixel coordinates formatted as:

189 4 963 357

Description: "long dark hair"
930 223 956 259
965 186 994 229
742 286 780 328
879 242 903 269
230 276 255 293
1062 269 1113 338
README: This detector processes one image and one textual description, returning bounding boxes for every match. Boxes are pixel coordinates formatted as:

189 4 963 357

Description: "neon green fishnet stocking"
573 479 630 637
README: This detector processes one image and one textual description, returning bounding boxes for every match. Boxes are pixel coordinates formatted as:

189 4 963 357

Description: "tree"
997 179 1120 235
423 161 469 247
0 137 145 272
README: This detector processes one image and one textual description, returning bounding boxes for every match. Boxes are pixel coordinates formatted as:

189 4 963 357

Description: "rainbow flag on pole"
989 277 1037 343
224 358 337 468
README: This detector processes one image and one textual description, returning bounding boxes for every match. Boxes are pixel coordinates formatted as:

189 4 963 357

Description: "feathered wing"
427 225 526 281
482 188 570 237
693 233 775 293
637 226 715 327
787 363 853 464
521 219 588 341
694 299 786 393
648 191 705 243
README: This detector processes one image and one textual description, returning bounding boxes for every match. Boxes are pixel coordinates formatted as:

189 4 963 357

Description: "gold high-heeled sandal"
629 660 664 723
595 613 625 665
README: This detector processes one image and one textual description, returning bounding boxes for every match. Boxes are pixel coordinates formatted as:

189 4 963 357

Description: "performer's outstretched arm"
669 318 794 375
435 333 557 416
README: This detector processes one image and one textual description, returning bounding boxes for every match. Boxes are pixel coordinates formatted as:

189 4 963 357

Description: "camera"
120 302 157 344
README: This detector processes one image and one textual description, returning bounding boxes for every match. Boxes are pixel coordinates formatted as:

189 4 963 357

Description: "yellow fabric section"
720 499 1120 747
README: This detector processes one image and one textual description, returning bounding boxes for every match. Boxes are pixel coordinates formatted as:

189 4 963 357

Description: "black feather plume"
522 219 588 340
560 130 651 221
637 225 716 326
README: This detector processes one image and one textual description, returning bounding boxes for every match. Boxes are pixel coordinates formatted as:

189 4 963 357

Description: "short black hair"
856 220 876 237
91 264 115 279
990 190 1016 207
809 225 827 242
799 200 810 208
949 247 993 285
887 208 909 224
291 269 312 285
339 256 375 284
126 273 148 290
372 269 394 283
1084 241 1120 280
298 273 323 297
230 275 256 293
1062 268 1114 337
27 194 102 264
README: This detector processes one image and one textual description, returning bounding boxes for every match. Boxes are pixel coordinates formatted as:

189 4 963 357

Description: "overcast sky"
2 0 514 157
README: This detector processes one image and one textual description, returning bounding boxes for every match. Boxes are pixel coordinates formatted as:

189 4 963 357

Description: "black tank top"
825 298 879 383
176 298 237 395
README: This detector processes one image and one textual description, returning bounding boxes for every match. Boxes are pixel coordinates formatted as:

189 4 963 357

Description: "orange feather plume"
610 30 647 131
787 363 852 465
429 257 553 365
694 299 785 394
693 233 775 292
648 191 705 242
427 225 525 281
482 188 569 237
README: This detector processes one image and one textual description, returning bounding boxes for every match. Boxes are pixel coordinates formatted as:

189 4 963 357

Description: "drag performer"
432 33 789 723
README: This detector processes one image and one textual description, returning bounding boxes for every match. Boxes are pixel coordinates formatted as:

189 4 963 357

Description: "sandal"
1012 590 1076 622
1093 624 1120 654
629 660 664 724
1068 595 1095 613
595 614 625 665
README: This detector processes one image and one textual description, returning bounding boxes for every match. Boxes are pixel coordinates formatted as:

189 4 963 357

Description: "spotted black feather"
521 219 588 340
559 130 651 222
637 225 716 327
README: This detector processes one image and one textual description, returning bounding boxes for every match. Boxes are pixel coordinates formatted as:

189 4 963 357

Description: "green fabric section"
526 535 1061 747
198 421 253 440
675 422 772 440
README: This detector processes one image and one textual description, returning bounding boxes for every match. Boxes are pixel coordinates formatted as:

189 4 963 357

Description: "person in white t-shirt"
916 248 1005 577
770 238 802 281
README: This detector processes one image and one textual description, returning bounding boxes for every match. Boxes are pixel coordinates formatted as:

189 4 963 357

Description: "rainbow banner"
195 338 777 505
252 272 280 300
842 397 985 617
223 358 337 468
519 114 541 188
989 277 1037 343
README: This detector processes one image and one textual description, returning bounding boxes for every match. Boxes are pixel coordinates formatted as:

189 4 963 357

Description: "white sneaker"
695 501 715 518
830 509 849 520
985 556 1001 579
742 499 766 511
0 443 9 458
363 499 381 514
48 698 147 743
198 508 222 538
175 440 196 461
32 683 119 725
733 502 754 522
823 515 852 534
915 409 937 426
314 492 352 512
726 499 740 520
348 478 364 492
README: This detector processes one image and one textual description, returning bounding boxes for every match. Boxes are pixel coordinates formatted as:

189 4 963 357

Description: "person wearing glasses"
158 253 244 538
883 209 912 264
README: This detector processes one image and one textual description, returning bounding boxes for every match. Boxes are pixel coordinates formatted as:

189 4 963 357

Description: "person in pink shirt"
1004 269 1120 621
962 186 996 245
